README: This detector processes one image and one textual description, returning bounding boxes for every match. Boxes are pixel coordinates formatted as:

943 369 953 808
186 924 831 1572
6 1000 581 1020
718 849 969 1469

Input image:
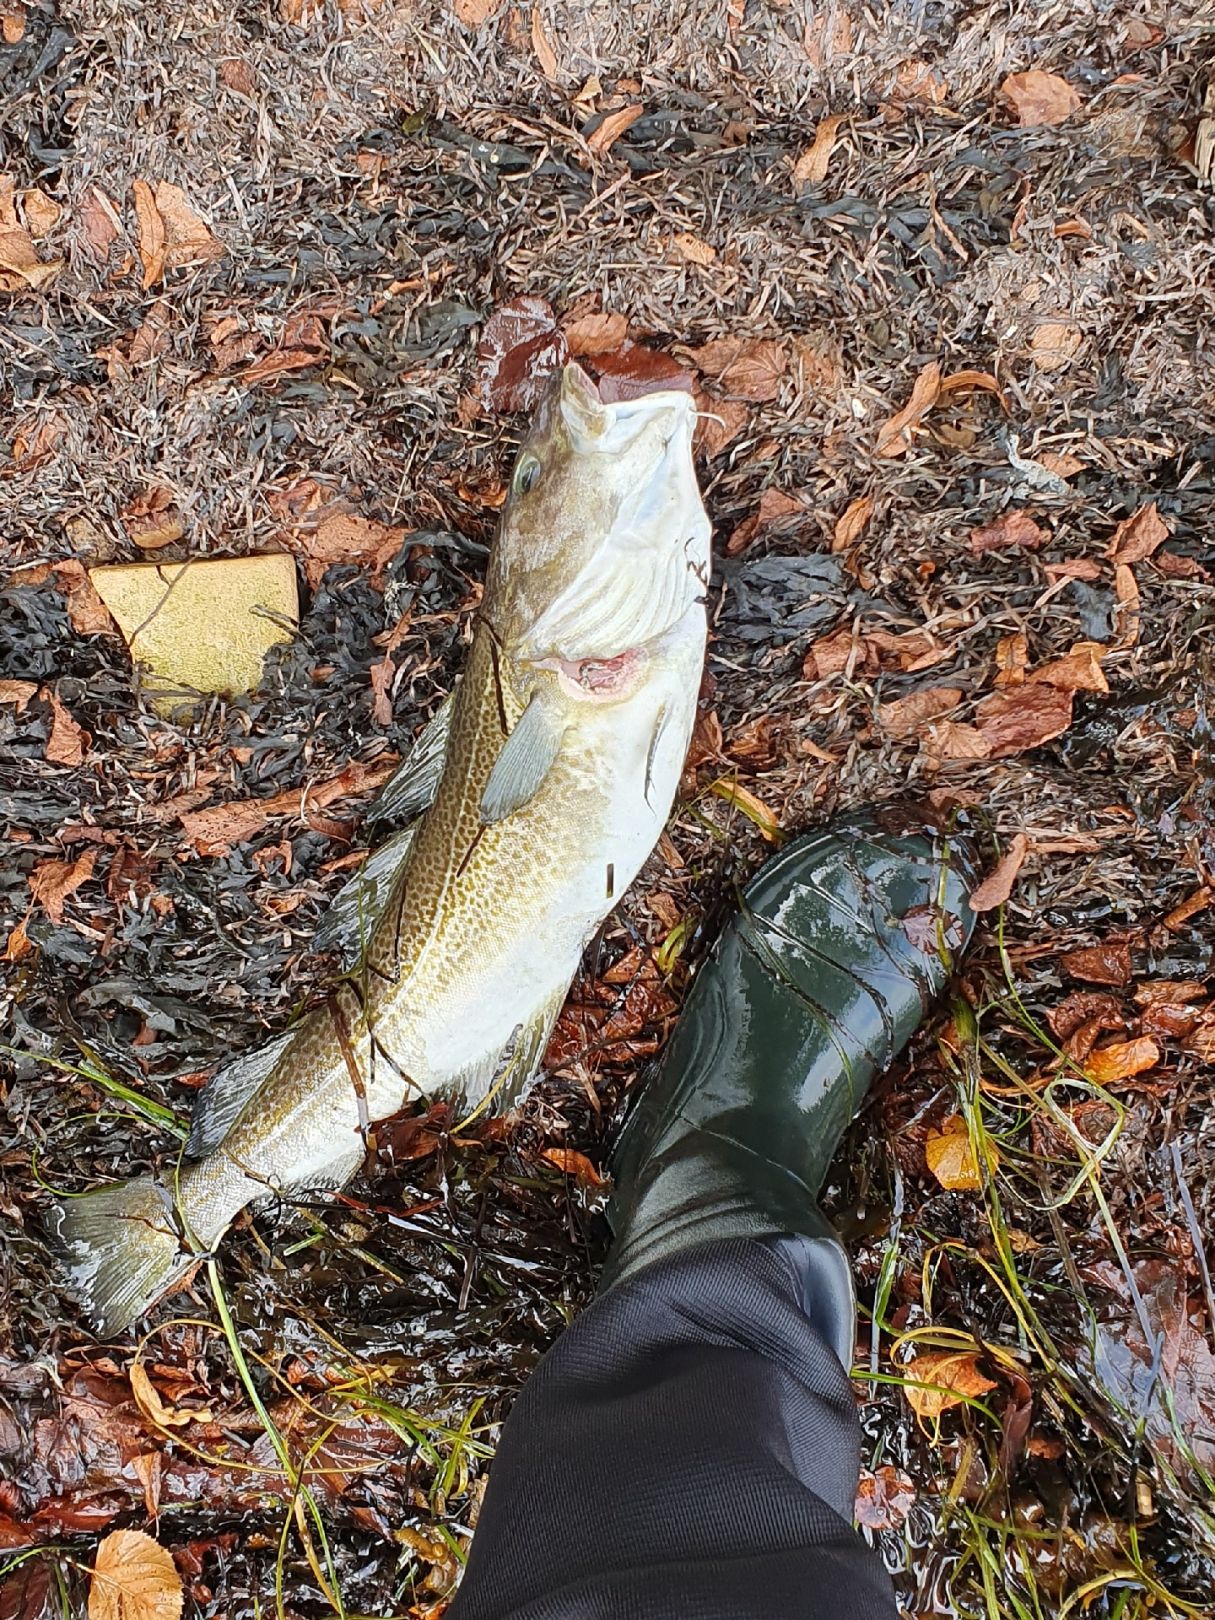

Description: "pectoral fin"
480 693 564 824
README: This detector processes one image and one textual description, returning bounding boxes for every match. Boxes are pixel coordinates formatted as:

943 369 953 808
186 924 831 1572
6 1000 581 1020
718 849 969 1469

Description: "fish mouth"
559 362 696 455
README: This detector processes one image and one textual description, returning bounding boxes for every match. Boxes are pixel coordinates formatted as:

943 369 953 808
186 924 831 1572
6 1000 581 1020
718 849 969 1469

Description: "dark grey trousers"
448 1237 898 1619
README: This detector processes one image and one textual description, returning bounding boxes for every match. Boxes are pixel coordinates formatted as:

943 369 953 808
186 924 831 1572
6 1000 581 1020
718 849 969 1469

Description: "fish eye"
512 453 541 497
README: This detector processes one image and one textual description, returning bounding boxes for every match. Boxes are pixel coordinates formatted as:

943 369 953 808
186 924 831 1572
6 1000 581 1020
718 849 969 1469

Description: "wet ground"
3 1 1215 1615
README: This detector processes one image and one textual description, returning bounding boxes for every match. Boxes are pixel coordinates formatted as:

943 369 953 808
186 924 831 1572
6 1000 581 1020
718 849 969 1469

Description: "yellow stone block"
89 555 299 714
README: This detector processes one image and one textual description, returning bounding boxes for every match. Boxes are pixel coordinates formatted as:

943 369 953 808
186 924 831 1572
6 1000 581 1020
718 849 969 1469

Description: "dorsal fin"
186 1032 294 1159
313 824 418 969
366 692 454 828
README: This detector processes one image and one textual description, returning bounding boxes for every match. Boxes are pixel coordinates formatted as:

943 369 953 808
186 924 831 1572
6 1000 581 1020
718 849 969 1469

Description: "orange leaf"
670 231 716 266
938 369 1005 403
588 104 644 155
1030 322 1083 373
44 689 89 766
792 114 846 188
1059 942 1133 987
1162 888 1212 933
832 494 874 552
993 632 1029 687
530 5 558 78
1084 1036 1161 1084
877 686 962 740
89 1528 183 1620
2 912 33 962
0 678 38 712
903 1349 997 1419
999 69 1082 127
53 561 117 636
968 510 1047 554
1108 502 1169 565
563 310 629 356
1026 641 1109 695
969 833 1029 913
29 847 98 923
130 1361 213 1431
925 1114 986 1190
131 178 166 288
972 684 1073 758
683 336 787 402
540 1147 605 1186
452 0 501 25
692 389 748 458
875 361 941 457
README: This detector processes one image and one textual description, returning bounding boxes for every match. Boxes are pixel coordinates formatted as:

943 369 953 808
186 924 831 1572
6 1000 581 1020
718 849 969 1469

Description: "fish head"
484 362 711 683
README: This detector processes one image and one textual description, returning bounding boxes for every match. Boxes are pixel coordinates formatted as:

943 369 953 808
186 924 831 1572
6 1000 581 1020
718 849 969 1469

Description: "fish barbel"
52 362 712 1336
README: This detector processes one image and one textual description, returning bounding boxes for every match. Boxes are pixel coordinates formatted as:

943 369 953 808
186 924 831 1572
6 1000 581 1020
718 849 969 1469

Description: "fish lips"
558 361 697 457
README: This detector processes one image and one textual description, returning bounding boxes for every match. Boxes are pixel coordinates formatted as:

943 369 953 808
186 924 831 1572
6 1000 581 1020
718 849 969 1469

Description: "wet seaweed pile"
3 0 1215 1615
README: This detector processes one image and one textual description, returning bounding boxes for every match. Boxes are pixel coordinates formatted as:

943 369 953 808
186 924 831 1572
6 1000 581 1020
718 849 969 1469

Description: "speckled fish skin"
52 362 712 1335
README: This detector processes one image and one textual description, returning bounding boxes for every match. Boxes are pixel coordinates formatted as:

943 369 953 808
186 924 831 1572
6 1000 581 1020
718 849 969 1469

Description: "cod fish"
53 362 712 1336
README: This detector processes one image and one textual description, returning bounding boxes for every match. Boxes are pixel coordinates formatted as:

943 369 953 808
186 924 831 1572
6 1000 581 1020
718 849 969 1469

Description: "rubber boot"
604 812 976 1363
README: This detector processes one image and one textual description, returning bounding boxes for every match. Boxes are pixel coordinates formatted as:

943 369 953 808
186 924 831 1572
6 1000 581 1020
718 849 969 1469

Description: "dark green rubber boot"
604 812 975 1351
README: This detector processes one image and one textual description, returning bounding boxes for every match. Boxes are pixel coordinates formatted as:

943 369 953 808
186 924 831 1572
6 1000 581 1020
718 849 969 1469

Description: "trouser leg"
448 1235 897 1620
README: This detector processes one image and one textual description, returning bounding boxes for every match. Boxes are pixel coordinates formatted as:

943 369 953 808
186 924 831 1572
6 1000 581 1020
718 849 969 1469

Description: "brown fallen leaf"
477 294 568 413
792 113 846 188
52 561 117 636
1163 888 1212 933
122 486 185 551
1038 450 1085 478
131 179 167 288
1108 501 1170 565
968 510 1047 554
925 1113 987 1191
1133 980 1208 1009
44 689 90 765
28 847 99 923
130 1361 213 1432
286 510 406 591
972 684 1073 758
904 1349 997 1420
692 389 748 458
1153 548 1212 582
1048 990 1125 1041
854 1465 917 1531
2 912 33 962
2 5 25 43
242 345 326 386
875 361 941 457
530 4 558 78
1059 941 1133 987
938 368 1006 403
1113 561 1141 646
578 343 694 403
587 103 644 156
1045 558 1103 583
993 632 1029 687
1030 322 1083 373
0 678 38 711
1026 641 1109 695
563 310 629 356
878 686 963 740
892 60 948 106
832 494 874 552
78 185 121 262
452 0 501 25
670 231 716 266
969 833 1029 913
682 336 787 402
1085 1035 1161 1084
11 410 66 466
131 179 223 289
178 759 394 857
922 719 992 763
89 1528 183 1620
726 487 804 555
369 657 394 726
539 1146 605 1186
0 221 61 291
22 187 61 238
1000 69 1082 127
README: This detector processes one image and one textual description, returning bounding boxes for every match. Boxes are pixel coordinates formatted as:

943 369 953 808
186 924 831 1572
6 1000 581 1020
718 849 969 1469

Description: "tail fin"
50 1176 187 1338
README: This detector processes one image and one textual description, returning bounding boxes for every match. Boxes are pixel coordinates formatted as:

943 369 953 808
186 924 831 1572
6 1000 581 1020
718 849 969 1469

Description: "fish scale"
50 362 712 1336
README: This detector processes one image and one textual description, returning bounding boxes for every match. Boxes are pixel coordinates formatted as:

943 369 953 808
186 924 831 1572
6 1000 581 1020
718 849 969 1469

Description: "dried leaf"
29 848 98 923
153 181 224 271
682 336 787 402
925 1114 984 1190
370 657 395 727
968 510 1047 554
44 689 89 765
1027 640 1109 694
89 1528 183 1620
1085 1035 1161 1083
792 114 846 188
993 632 1029 687
477 294 568 413
79 185 121 262
973 684 1074 758
1049 990 1125 1040
693 389 748 458
1113 561 1141 646
563 310 629 356
539 1146 604 1186
969 833 1029 912
288 510 406 591
875 361 941 457
2 911 33 961
130 1362 213 1432
726 487 804 555
1030 322 1084 373
670 231 716 266
1133 980 1208 1009
1 5 25 43
0 221 61 291
178 759 393 857
938 368 1005 402
832 495 874 552
22 187 61 238
1059 942 1133 987
11 410 66 466
904 1349 997 1420
891 60 948 106
1163 888 1212 932
530 5 558 78
1109 502 1169 565
452 0 501 25
0 678 38 711
131 179 166 288
1038 450 1085 478
854 1465 917 1531
923 720 992 761
587 103 644 155
878 686 962 740
1000 69 1082 127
